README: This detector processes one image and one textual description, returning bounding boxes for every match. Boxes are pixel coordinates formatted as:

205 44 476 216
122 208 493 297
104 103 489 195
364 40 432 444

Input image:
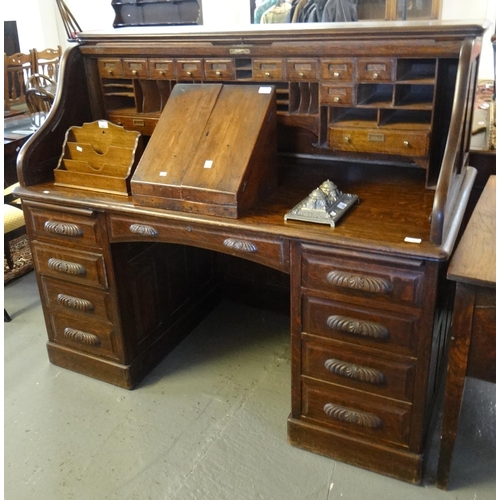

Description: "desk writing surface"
447 175 496 287
16 158 445 260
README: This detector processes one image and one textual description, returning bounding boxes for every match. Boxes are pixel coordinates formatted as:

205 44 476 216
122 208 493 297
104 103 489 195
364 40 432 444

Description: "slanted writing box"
131 83 277 218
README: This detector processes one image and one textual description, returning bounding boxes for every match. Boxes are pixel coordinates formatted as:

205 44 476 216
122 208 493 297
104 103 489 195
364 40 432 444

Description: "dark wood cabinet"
16 21 486 484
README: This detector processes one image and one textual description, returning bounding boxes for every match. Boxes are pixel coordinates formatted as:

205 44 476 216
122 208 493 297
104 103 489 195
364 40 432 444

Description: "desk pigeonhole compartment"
131 83 278 218
54 120 142 196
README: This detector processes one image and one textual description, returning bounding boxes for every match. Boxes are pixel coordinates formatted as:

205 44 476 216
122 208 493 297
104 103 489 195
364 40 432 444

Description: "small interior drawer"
321 59 354 81
176 59 204 80
149 58 176 79
204 59 236 80
32 242 108 290
107 113 159 135
357 58 394 81
122 58 149 78
98 58 124 78
301 334 416 402
253 59 285 80
286 59 318 81
320 84 354 105
301 378 412 447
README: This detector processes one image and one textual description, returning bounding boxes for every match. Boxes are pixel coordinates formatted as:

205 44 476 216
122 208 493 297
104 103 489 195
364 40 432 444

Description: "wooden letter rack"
131 83 277 218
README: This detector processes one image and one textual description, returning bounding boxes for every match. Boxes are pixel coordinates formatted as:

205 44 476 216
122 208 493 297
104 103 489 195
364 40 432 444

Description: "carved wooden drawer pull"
48 258 86 276
57 294 95 312
129 224 159 236
44 221 83 237
324 358 386 384
223 238 258 253
64 327 101 346
327 314 389 339
323 403 382 428
326 270 392 294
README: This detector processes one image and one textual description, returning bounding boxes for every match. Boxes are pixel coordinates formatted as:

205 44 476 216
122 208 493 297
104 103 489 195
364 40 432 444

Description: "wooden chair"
4 51 35 110
32 46 62 82
4 183 26 271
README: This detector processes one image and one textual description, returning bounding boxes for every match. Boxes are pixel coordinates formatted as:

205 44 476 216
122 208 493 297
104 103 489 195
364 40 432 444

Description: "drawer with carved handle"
301 250 424 308
328 127 430 157
41 277 114 322
108 214 290 273
302 295 420 356
25 202 104 248
301 378 412 446
301 334 416 401
32 242 108 289
48 312 120 361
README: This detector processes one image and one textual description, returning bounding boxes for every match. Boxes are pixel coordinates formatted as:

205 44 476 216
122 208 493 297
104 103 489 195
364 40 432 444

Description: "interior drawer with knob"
107 113 158 135
26 204 104 248
301 378 412 447
302 295 420 356
149 58 176 79
301 334 416 401
287 59 318 81
320 84 354 105
98 58 124 78
32 242 108 289
357 58 394 82
204 59 236 80
321 59 354 81
176 59 204 80
41 276 114 322
253 59 285 81
122 58 148 78
328 127 430 157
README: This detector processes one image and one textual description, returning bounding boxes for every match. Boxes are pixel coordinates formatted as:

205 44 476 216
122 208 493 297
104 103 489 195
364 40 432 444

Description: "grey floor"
4 271 496 500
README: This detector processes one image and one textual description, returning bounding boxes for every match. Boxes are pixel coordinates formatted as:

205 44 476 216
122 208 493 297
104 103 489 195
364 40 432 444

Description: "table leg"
436 283 475 489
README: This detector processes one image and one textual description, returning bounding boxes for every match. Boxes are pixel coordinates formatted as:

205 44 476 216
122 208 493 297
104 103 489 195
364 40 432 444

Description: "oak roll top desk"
16 21 486 484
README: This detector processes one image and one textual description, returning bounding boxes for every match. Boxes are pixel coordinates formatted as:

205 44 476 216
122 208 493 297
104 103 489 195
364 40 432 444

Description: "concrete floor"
4 271 496 500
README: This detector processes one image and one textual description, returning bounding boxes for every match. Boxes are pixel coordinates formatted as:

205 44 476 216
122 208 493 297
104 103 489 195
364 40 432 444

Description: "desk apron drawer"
32 242 108 289
302 334 416 402
108 214 290 273
302 378 411 447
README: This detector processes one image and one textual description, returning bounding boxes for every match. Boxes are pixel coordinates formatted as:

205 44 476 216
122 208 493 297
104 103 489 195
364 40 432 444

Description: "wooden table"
436 175 496 489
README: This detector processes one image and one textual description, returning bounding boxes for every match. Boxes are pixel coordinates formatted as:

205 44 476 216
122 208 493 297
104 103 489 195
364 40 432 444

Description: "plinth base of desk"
287 416 422 484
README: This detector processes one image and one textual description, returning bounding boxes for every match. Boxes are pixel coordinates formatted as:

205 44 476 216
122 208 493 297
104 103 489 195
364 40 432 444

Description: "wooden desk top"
448 175 496 287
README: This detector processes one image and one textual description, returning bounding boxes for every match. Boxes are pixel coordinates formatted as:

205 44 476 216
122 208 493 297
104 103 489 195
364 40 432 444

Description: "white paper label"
98 120 109 129
76 146 83 152
204 160 213 169
159 171 167 177
404 237 422 244
337 202 347 210
258 87 273 94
